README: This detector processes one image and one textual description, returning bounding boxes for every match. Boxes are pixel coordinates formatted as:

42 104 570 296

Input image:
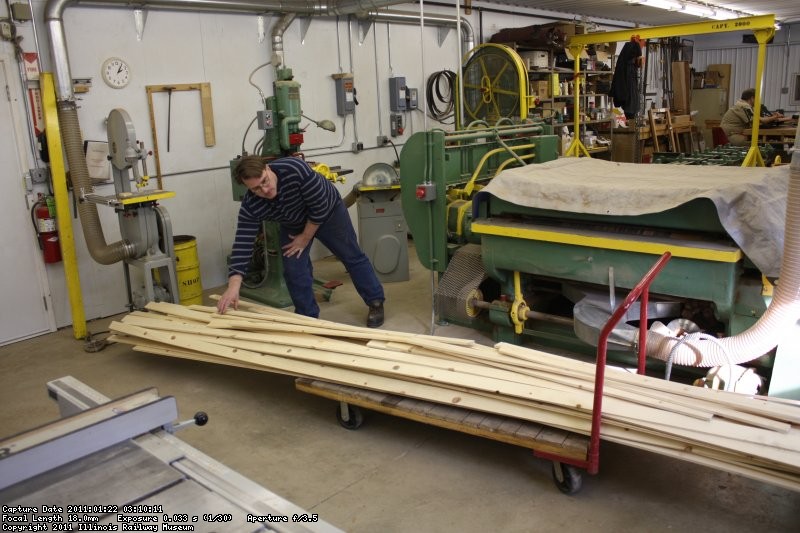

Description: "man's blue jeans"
280 200 385 318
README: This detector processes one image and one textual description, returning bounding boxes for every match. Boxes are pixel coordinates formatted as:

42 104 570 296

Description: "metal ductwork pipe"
44 0 408 265
364 9 475 54
271 12 296 67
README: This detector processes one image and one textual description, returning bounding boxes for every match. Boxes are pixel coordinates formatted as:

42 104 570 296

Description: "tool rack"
296 252 672 494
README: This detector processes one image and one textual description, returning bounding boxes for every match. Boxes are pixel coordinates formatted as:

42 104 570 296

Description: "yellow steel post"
742 26 775 167
41 73 87 339
565 43 590 158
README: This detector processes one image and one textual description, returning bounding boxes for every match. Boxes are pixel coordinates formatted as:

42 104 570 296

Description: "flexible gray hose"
645 151 800 367
58 103 132 265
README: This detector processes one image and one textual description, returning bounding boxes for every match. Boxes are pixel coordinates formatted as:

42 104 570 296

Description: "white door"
0 61 54 345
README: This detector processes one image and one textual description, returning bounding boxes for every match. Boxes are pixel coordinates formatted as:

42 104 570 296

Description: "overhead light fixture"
624 0 748 21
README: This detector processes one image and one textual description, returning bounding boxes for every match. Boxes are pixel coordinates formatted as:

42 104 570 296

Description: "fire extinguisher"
30 196 62 263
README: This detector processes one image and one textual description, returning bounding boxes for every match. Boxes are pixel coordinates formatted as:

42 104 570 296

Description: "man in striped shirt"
217 155 385 327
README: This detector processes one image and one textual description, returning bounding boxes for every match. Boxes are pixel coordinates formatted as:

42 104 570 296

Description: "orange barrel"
173 235 203 305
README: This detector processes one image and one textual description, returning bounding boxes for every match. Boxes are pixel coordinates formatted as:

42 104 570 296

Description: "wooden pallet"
295 378 589 461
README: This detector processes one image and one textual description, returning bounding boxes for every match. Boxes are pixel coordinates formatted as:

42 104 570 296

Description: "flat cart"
295 252 673 495
295 378 589 494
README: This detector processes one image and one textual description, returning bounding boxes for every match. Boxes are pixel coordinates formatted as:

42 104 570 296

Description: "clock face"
101 57 131 89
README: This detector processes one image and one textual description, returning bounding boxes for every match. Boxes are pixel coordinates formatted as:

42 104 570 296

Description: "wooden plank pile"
108 300 800 492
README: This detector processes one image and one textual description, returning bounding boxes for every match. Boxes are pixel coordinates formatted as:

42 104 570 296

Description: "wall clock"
101 57 131 89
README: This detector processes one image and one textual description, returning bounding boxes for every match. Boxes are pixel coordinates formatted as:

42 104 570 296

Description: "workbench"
743 125 798 143
611 120 696 162
0 376 343 533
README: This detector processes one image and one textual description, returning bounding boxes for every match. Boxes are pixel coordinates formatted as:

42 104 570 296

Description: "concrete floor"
2 243 799 532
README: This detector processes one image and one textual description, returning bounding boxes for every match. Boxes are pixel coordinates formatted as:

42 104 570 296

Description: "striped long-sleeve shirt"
228 157 340 278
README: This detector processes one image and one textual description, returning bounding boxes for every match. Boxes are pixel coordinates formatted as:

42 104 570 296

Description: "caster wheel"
552 461 583 495
335 403 364 430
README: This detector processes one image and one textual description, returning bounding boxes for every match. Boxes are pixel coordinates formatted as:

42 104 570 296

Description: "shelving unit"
526 63 615 158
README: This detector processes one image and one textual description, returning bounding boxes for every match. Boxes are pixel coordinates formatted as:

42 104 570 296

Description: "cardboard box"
532 80 550 99
520 50 550 69
706 64 731 95
539 21 585 41
672 114 693 125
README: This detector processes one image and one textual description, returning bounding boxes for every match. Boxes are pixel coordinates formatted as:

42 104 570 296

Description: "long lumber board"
135 311 785 432
122 333 800 486
497 343 800 424
111 303 800 490
110 327 597 436
112 318 800 467
122 308 800 440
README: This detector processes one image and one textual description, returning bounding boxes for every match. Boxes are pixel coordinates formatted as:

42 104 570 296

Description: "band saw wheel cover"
461 43 528 124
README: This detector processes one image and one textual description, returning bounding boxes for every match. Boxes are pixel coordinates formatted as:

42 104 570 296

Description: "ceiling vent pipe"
363 9 475 54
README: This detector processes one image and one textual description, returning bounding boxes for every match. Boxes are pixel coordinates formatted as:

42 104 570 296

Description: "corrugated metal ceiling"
472 1 800 27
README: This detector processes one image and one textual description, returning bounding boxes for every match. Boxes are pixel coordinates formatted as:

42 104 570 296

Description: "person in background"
217 155 386 328
720 88 790 146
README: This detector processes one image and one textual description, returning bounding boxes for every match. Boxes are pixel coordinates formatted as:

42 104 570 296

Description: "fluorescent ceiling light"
624 0 747 20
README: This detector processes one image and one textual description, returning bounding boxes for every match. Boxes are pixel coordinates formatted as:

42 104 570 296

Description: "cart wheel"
335 403 364 430
551 461 583 495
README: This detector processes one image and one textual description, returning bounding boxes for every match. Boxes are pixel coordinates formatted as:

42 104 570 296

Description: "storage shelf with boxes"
489 21 615 157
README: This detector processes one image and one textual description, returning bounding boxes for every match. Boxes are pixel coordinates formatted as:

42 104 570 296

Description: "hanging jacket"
608 41 643 119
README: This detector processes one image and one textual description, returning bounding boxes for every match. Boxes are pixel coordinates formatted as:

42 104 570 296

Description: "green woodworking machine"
399 124 793 395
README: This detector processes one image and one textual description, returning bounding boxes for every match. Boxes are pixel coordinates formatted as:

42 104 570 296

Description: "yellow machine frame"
565 15 776 167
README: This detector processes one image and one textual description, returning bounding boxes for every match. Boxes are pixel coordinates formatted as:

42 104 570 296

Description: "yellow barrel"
174 235 203 306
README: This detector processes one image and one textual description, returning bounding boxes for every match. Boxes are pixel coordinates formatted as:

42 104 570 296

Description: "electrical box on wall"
389 76 407 112
10 3 33 21
406 87 418 110
390 113 404 137
257 110 273 130
332 73 355 116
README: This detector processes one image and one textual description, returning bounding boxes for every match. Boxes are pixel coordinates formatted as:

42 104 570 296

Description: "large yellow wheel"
460 44 529 125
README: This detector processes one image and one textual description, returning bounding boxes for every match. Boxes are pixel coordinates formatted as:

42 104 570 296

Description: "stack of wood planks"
108 300 800 492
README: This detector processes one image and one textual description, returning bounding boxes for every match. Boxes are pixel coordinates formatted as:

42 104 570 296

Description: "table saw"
0 376 342 533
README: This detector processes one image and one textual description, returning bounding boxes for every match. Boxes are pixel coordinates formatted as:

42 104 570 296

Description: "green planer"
400 126 788 392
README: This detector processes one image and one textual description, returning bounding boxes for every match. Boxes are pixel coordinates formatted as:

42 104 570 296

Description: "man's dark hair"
234 155 268 184
741 88 756 101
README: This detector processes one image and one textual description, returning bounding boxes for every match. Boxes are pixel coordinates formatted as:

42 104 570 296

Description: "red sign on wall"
28 88 44 136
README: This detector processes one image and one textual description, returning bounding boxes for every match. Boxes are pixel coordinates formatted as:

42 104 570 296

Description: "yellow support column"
742 26 775 167
565 44 590 158
41 73 87 339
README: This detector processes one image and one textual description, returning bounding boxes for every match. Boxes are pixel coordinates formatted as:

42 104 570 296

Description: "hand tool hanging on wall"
165 86 175 152
145 83 216 188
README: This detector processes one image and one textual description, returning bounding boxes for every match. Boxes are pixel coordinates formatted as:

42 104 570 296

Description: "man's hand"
282 233 311 257
217 275 243 314
282 222 319 257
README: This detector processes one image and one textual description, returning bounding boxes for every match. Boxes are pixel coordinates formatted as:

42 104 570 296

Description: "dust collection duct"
643 139 800 368
43 0 473 264
573 133 800 371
